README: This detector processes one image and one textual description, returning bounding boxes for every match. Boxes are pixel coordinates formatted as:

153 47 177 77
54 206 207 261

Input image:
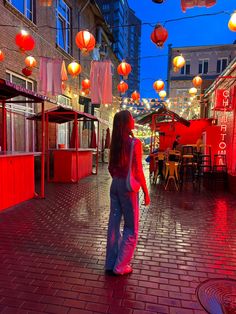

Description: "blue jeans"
105 177 139 272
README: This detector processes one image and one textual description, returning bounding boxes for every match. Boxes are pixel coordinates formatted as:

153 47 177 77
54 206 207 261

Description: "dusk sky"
127 0 236 99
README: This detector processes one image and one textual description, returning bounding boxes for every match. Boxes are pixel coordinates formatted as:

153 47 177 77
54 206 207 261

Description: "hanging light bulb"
228 11 236 32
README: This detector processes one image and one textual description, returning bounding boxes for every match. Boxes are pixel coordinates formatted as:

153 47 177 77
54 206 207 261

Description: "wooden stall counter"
52 149 95 183
0 152 41 211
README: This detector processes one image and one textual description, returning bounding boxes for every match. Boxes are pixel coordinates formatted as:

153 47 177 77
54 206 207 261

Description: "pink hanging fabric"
181 0 216 12
39 57 63 96
90 60 112 105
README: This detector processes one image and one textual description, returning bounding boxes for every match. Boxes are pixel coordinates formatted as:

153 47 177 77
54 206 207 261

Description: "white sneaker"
113 265 133 275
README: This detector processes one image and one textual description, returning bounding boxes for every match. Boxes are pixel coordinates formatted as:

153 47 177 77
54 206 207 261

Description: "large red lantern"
22 67 32 76
15 30 35 52
67 61 81 77
117 61 132 79
81 79 90 90
117 81 128 94
153 80 165 92
151 24 168 48
0 50 4 62
131 91 140 101
25 56 37 68
75 30 96 54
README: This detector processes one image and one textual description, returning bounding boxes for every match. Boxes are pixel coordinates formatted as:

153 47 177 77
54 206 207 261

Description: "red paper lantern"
117 61 132 79
117 81 128 94
153 80 164 92
192 76 203 87
0 50 4 62
131 91 140 101
81 79 90 90
15 30 35 52
151 24 168 48
75 30 96 54
25 56 37 68
22 67 32 76
67 61 82 77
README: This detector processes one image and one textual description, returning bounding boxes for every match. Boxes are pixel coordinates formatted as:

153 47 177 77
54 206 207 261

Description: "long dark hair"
109 110 134 168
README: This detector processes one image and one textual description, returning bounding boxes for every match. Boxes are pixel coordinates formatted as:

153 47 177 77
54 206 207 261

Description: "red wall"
159 119 212 151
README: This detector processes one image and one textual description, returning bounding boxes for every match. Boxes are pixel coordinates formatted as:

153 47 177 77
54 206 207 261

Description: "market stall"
30 106 100 183
0 79 46 211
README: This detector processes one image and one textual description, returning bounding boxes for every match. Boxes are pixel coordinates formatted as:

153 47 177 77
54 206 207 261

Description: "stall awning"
0 79 49 102
136 106 190 127
29 105 100 124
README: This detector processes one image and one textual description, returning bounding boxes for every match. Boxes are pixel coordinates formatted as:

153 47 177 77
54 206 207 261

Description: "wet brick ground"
0 163 236 314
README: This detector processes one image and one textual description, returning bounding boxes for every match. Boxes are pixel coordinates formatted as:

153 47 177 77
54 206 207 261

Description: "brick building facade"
0 0 120 152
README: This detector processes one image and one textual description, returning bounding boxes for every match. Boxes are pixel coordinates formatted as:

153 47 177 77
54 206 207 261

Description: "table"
0 152 40 211
52 149 95 183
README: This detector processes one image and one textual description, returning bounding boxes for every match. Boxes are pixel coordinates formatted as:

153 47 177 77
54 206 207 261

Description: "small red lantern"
81 79 90 90
75 30 96 54
22 67 32 76
131 91 140 101
151 24 168 48
117 61 132 79
15 30 35 52
192 76 202 87
67 61 82 77
117 81 128 94
25 56 37 68
0 50 4 62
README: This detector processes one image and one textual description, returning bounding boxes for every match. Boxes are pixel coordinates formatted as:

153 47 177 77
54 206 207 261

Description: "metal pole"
46 113 50 182
2 100 7 151
96 120 99 175
40 102 45 198
75 113 79 182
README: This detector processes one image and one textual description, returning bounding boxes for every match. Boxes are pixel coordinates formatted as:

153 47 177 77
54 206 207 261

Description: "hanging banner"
214 89 233 111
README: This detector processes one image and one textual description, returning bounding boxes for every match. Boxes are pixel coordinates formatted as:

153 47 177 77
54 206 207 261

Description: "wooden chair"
153 152 165 184
164 161 179 191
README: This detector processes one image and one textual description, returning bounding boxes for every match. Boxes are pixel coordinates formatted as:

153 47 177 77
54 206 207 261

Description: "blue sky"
128 0 236 98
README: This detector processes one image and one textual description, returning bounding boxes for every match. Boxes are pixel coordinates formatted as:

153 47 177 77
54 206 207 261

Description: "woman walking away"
105 110 150 275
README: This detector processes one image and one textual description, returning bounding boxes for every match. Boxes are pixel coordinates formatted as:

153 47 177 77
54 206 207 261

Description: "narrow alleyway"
0 164 236 314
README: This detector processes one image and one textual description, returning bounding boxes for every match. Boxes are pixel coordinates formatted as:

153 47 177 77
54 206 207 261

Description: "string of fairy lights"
0 2 235 123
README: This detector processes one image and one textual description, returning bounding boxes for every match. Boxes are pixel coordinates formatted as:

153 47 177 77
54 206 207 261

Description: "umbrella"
104 128 111 148
69 122 80 148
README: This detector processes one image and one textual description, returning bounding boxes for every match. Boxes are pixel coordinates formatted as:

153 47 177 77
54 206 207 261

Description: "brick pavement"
0 163 236 313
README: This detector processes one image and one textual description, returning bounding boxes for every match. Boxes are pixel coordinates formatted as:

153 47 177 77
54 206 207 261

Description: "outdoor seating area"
150 143 228 192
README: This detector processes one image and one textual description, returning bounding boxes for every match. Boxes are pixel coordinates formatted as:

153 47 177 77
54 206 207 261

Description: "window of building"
102 3 109 11
217 58 228 73
199 59 208 74
56 0 71 54
180 60 190 75
6 71 35 152
57 94 72 107
7 0 34 21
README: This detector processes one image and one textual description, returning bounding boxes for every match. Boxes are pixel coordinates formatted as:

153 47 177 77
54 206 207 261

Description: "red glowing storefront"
204 58 236 192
